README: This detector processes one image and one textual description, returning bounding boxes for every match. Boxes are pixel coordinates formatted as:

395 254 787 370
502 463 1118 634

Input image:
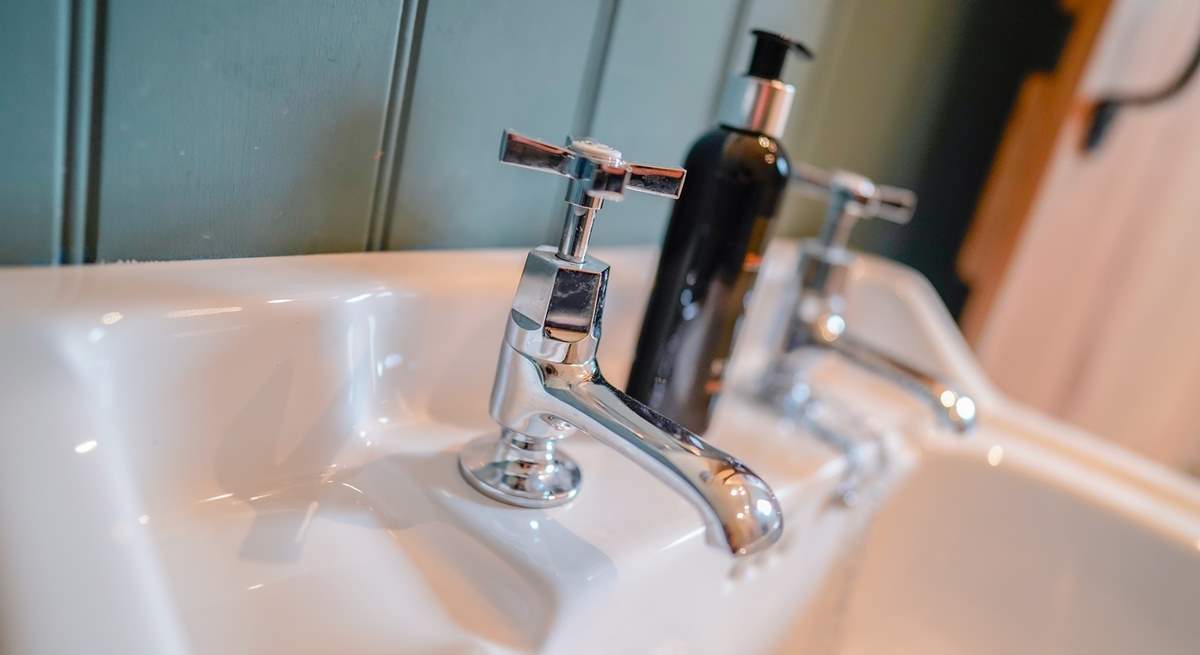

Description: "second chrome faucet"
458 130 784 557
762 165 977 434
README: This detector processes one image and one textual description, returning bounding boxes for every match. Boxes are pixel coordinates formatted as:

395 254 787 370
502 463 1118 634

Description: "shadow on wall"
779 0 1072 318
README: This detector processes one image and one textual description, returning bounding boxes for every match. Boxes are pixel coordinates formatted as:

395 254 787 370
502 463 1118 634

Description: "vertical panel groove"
571 0 620 139
385 1 613 251
60 0 106 264
368 0 429 251
60 0 89 263
49 0 71 264
82 0 106 263
538 0 620 244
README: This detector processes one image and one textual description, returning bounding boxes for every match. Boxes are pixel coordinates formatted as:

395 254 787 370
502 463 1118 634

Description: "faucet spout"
803 315 976 433
474 342 783 556
553 365 783 556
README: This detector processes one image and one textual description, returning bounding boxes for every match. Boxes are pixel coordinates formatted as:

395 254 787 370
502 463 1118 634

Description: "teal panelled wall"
386 0 616 250
96 0 404 261
0 0 67 264
0 0 842 265
585 0 744 249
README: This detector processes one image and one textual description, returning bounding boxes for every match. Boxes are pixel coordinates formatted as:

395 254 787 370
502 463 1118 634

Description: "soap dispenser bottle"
627 29 812 432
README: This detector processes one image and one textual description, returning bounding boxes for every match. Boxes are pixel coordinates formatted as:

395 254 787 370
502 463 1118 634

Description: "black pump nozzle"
747 29 813 80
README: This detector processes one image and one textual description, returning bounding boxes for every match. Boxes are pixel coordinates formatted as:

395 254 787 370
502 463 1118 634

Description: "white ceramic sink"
795 435 1200 654
0 242 1197 654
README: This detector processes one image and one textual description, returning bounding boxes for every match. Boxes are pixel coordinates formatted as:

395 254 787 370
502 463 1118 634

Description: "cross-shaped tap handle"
500 130 687 200
499 130 687 262
791 162 917 250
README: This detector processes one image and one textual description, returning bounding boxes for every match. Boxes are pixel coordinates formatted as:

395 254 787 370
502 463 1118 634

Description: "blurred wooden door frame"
957 0 1113 343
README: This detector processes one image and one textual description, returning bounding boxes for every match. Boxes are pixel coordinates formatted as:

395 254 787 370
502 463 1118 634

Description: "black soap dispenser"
627 29 812 433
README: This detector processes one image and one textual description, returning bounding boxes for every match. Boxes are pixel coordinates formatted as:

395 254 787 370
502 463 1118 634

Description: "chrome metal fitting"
764 164 977 434
459 130 783 556
718 75 796 139
499 130 686 262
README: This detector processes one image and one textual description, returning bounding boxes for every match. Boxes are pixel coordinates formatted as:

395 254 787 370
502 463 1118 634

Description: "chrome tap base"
459 430 581 508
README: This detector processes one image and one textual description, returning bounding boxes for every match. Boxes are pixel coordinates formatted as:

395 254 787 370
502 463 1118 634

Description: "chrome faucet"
459 131 784 557
762 164 977 434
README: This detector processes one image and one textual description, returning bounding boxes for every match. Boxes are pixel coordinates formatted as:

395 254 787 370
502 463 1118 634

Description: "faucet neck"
557 195 603 264
798 237 853 301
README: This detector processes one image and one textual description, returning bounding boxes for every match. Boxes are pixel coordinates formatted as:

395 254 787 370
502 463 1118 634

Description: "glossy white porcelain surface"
0 242 1196 654
794 434 1200 654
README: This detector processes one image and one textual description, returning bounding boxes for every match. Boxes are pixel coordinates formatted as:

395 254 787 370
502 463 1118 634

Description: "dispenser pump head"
718 29 814 139
747 29 814 79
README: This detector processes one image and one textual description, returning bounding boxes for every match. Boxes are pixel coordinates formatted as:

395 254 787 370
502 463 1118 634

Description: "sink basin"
779 429 1200 654
0 243 1197 654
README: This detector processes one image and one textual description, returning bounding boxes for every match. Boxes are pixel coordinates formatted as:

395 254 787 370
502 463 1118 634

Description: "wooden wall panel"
0 0 912 263
583 0 745 248
384 0 615 251
959 0 1113 341
94 0 404 261
972 0 1200 471
0 0 68 265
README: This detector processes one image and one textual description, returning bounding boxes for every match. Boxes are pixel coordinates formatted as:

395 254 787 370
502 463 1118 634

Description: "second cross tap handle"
790 162 917 251
499 130 686 262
